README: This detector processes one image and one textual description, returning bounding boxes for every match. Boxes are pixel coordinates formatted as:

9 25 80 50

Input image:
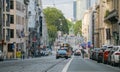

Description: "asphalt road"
0 55 69 72
67 56 120 72
0 55 120 72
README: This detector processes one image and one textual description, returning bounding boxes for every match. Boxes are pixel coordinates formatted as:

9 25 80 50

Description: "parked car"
97 48 104 63
0 50 4 61
103 46 113 64
56 49 68 59
108 48 115 65
91 48 100 61
111 46 120 66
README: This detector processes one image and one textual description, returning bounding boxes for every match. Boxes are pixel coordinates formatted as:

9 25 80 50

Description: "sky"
42 0 74 19
41 0 97 19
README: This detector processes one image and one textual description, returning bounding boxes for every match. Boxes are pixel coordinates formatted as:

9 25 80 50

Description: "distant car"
0 50 4 61
56 49 68 59
74 49 81 56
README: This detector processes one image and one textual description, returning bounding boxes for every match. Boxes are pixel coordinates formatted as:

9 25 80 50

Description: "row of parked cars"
90 45 120 66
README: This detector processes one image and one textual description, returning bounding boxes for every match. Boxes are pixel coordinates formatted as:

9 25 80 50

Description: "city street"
0 55 69 72
0 55 120 72
67 56 120 72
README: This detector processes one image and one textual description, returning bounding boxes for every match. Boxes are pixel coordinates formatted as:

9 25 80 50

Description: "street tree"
73 20 82 35
66 19 74 32
43 7 69 44
43 7 69 34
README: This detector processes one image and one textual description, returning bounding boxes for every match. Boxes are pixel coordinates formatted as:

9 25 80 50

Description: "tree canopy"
43 7 69 44
73 20 82 35
66 19 73 29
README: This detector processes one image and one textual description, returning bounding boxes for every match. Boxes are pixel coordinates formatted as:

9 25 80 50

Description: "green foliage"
47 25 57 43
47 25 57 38
43 7 69 44
43 7 69 33
105 10 109 18
73 20 82 35
66 19 73 29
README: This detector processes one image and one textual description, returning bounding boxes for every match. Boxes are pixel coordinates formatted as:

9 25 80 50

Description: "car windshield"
58 49 66 52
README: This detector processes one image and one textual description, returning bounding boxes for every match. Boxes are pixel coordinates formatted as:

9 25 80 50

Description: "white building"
82 10 91 43
76 0 97 20
76 0 86 20
28 0 36 28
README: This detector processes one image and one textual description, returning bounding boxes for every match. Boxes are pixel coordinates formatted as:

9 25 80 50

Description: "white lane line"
62 56 74 72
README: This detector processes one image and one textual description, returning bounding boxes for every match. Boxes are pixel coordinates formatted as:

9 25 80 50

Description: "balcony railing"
104 9 118 24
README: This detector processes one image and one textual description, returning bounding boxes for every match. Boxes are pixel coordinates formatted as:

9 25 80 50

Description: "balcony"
104 9 118 24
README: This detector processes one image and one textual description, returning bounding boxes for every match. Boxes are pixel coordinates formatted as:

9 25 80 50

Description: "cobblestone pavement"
0 55 70 72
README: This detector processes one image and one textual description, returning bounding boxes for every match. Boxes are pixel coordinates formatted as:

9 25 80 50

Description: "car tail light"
115 53 120 55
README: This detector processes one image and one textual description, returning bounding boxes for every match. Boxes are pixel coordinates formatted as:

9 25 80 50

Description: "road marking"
62 56 74 72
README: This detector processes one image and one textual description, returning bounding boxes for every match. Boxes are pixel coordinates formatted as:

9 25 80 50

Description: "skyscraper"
86 0 91 9
76 0 86 20
73 0 77 21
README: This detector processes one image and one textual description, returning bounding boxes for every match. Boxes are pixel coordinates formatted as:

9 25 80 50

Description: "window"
10 29 14 38
16 1 21 11
10 0 14 9
106 28 111 40
3 29 5 40
8 44 14 52
10 15 14 24
22 17 24 25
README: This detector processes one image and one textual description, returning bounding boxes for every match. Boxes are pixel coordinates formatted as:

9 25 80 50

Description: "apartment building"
27 0 48 56
104 0 119 45
1 0 27 59
82 10 91 43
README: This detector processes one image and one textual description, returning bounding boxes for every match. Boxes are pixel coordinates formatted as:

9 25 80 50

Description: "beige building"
3 0 27 59
93 0 112 47
82 10 91 43
94 0 108 48
104 0 119 45
93 0 120 48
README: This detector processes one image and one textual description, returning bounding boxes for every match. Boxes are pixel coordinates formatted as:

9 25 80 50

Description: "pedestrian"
21 50 25 59
81 49 85 58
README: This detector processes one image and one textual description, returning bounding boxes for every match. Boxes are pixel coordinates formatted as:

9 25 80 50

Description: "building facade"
27 0 48 57
104 0 119 45
76 0 86 20
82 10 91 43
1 0 29 59
2 0 11 59
92 0 120 47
